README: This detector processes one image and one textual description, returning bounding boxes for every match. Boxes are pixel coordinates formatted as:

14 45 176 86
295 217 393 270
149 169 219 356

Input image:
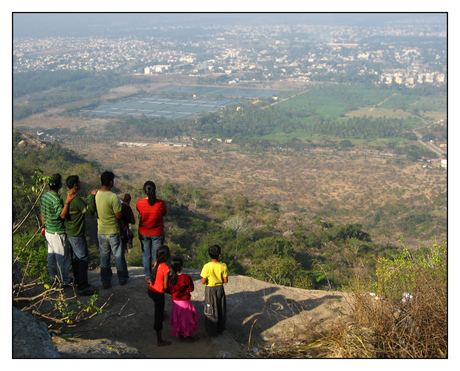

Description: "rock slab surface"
13 307 60 358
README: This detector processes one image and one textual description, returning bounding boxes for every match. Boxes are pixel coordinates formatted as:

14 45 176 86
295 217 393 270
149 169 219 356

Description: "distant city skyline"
13 12 446 89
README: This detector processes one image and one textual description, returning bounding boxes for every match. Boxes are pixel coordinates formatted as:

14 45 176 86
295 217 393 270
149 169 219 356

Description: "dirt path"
55 266 352 358
369 92 398 111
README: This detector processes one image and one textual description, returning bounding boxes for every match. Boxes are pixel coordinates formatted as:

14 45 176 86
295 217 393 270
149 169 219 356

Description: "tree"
339 139 353 148
250 255 304 287
192 188 202 209
250 236 295 263
222 215 253 251
421 133 436 142
232 193 249 211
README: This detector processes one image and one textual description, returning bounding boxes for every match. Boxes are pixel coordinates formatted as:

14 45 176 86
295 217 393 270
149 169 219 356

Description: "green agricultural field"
273 84 445 133
380 94 446 113
413 99 447 117
242 84 444 146
343 107 425 128
263 126 314 142
276 84 400 122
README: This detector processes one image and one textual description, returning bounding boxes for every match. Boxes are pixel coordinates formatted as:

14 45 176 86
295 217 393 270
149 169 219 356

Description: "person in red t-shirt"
136 181 168 282
147 245 171 347
168 257 199 343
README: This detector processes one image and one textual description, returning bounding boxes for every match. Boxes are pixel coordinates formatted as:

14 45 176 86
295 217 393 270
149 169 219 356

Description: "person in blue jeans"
62 175 98 295
95 171 129 289
136 181 168 282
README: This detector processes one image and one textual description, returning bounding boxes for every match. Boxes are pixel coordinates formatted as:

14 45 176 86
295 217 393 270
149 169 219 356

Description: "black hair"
208 245 221 259
150 245 171 284
169 257 184 286
49 174 62 191
66 175 79 189
123 194 131 203
101 171 115 187
143 181 157 206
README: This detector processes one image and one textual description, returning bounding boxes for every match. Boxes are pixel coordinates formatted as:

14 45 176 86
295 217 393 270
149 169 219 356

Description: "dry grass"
255 245 447 359
349 274 447 357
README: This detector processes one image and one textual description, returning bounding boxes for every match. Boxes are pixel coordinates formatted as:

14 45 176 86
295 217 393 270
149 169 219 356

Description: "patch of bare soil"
51 267 351 358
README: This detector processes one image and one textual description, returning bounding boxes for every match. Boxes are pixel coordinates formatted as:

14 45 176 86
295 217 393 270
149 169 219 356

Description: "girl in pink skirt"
168 257 199 343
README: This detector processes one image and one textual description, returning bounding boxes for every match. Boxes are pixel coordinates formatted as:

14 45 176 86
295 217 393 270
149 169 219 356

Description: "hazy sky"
13 13 446 39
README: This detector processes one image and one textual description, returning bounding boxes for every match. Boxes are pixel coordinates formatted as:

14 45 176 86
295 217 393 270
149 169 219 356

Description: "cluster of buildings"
13 20 446 87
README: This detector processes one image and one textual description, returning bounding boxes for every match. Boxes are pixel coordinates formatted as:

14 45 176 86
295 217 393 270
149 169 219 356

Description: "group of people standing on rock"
40 171 228 346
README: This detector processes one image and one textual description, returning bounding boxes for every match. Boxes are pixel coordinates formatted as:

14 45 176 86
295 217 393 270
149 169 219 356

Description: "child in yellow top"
200 245 228 335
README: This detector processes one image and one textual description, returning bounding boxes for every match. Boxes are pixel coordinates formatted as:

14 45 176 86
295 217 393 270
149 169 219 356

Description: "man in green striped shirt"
40 174 75 284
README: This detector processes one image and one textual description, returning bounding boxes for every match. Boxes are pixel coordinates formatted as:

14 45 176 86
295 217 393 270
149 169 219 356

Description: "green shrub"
13 233 48 280
249 236 295 263
249 255 309 287
375 240 446 299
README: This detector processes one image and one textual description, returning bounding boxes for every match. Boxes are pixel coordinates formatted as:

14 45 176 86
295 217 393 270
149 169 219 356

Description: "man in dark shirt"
62 175 98 295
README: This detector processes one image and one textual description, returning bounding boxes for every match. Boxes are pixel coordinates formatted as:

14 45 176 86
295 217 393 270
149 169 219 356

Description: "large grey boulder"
13 307 60 358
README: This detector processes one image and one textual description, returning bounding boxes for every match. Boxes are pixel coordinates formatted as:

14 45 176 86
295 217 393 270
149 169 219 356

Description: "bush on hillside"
350 240 447 357
257 239 447 358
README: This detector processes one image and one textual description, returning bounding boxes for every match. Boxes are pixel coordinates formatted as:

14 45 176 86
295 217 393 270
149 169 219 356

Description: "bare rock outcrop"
13 267 351 358
13 307 60 358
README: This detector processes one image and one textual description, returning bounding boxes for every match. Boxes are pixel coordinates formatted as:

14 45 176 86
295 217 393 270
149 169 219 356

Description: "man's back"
95 191 121 235
64 194 96 237
41 191 65 234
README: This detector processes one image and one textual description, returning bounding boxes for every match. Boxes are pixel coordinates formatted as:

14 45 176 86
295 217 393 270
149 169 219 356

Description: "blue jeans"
140 233 165 279
98 234 129 284
68 235 90 293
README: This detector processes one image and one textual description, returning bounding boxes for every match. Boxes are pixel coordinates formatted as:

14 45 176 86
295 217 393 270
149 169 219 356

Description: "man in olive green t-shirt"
61 175 98 295
95 171 128 289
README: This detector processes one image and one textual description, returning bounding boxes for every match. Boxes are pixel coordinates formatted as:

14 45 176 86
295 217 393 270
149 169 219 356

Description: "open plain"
60 139 446 242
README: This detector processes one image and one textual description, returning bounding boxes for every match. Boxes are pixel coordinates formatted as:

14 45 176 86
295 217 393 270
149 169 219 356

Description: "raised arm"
86 189 98 216
59 191 76 219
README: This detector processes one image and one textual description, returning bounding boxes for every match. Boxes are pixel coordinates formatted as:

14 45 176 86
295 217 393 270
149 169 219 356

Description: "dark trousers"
148 289 165 331
68 235 89 293
204 285 226 335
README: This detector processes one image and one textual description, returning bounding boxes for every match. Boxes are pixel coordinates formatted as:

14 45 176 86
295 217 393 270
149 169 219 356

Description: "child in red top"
168 257 199 343
147 245 171 346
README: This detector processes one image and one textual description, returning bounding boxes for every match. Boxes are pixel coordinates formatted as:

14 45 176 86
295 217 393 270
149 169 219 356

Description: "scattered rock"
52 337 148 358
